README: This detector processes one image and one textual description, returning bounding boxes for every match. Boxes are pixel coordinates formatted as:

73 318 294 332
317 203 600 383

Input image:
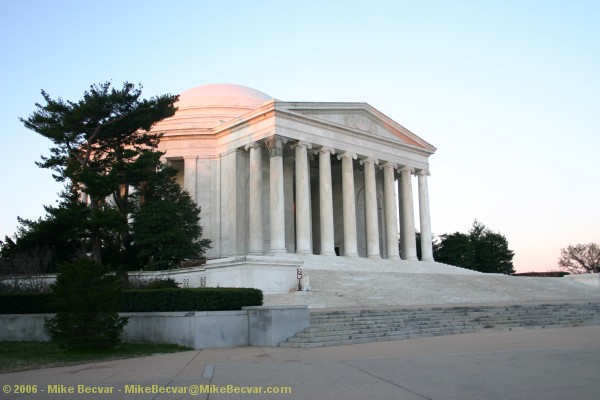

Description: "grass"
0 341 191 374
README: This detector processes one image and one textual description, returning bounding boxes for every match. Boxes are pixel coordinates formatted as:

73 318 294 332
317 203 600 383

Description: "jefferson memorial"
154 84 434 258
141 84 599 306
150 84 449 297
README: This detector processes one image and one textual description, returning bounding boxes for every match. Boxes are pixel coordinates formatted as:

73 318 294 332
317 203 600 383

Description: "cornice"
158 107 276 142
274 101 437 153
273 108 435 158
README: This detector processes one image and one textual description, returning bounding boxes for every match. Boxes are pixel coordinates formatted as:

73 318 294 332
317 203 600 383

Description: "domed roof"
178 84 271 109
153 83 273 133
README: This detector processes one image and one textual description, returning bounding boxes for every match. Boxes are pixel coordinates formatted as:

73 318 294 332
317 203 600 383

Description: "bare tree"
558 243 600 274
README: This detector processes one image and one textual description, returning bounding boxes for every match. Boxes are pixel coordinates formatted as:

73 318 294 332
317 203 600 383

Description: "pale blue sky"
1 0 598 272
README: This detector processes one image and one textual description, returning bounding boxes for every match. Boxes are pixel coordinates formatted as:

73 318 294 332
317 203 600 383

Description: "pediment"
280 104 435 152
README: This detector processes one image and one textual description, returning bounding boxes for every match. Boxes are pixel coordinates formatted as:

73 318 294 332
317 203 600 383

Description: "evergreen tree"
469 221 515 274
20 82 177 263
131 153 211 270
7 81 211 272
433 220 515 274
434 231 476 269
44 258 128 349
0 189 89 274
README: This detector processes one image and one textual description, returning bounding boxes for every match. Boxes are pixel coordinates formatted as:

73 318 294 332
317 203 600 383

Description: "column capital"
291 140 313 150
359 156 379 166
244 141 263 151
380 161 398 170
313 146 335 156
264 135 288 158
415 169 430 177
337 151 357 161
399 165 414 174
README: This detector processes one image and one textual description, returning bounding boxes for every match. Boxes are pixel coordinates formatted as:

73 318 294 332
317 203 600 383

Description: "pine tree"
433 220 515 274
20 82 177 263
44 258 128 349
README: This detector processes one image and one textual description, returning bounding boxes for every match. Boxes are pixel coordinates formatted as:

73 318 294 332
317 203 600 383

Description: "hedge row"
512 272 570 277
120 288 263 312
0 288 263 314
0 293 54 314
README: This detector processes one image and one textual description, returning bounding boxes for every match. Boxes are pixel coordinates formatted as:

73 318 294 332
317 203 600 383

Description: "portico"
238 134 433 260
151 83 437 289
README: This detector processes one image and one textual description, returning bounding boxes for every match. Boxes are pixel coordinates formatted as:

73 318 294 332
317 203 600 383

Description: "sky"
0 0 598 273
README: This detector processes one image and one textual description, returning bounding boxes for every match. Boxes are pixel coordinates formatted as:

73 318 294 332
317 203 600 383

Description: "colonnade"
245 135 434 262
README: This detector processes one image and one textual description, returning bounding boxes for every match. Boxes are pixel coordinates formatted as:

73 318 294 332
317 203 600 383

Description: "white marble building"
154 83 435 260
151 84 438 292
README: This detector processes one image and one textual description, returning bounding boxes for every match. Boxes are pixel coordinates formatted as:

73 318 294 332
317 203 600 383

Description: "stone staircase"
264 269 600 308
279 302 600 348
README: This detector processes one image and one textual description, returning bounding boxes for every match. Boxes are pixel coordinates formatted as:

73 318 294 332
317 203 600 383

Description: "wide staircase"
279 301 600 348
264 269 600 308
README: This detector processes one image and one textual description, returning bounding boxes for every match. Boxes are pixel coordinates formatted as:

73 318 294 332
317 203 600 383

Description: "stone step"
281 327 480 348
308 311 599 326
310 305 600 319
279 302 600 347
298 317 592 339
264 268 600 308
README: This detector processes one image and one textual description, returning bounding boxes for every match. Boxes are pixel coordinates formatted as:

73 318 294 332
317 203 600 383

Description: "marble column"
382 162 400 259
316 146 336 256
183 156 198 201
399 166 418 261
417 170 434 262
265 135 288 254
244 142 263 255
338 152 358 257
293 141 312 254
361 157 380 259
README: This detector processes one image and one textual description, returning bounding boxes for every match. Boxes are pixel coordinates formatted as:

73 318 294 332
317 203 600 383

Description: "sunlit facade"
152 84 437 263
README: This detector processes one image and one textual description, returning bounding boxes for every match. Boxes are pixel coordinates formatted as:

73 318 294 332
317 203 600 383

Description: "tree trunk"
89 196 103 264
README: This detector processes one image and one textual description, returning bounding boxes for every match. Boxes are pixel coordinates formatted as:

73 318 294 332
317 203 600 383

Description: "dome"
153 83 273 133
178 84 271 110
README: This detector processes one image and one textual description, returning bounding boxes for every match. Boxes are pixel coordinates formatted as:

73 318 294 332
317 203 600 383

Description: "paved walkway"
2 326 600 399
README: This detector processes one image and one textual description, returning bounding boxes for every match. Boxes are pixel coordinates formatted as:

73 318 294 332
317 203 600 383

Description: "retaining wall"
565 273 600 288
0 305 309 349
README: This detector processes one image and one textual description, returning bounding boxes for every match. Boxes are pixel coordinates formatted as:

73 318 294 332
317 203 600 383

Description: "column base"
320 252 337 256
344 253 359 258
387 256 401 260
402 256 419 261
268 249 288 255
420 257 434 262
368 254 381 259
295 250 313 255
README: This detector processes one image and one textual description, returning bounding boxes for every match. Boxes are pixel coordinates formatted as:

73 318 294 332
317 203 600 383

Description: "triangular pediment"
277 103 436 153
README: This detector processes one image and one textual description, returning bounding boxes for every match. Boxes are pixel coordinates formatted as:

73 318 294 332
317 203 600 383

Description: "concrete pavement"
2 326 600 399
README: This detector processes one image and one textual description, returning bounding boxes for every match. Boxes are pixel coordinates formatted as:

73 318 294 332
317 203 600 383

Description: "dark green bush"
1 287 263 314
0 293 53 313
121 288 263 312
512 271 570 277
44 258 128 350
126 277 180 290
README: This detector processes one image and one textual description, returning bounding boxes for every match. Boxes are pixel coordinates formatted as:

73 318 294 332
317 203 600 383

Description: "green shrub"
512 271 570 277
125 277 180 290
121 288 263 312
1 287 263 314
44 258 128 350
0 293 53 313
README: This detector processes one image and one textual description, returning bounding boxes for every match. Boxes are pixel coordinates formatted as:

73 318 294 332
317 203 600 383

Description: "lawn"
0 341 191 374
